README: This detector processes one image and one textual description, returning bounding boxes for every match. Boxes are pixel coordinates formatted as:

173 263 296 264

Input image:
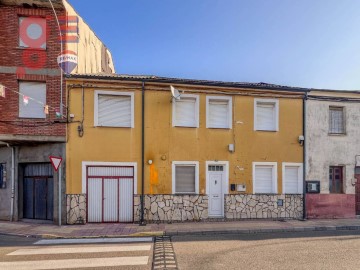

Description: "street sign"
49 156 63 171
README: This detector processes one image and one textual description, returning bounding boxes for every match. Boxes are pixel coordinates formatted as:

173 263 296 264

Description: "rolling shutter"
208 99 229 128
174 97 197 127
254 166 274 193
284 166 300 194
19 82 46 119
98 94 131 127
256 103 275 130
175 165 196 193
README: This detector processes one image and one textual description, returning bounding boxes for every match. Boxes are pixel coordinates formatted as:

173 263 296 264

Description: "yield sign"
49 156 63 171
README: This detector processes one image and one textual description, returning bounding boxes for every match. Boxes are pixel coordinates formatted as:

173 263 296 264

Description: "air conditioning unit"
306 181 320 193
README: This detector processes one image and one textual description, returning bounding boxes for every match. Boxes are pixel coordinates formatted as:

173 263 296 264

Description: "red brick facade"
0 5 66 137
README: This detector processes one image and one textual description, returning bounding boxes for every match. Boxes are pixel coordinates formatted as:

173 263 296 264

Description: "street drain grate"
152 236 178 270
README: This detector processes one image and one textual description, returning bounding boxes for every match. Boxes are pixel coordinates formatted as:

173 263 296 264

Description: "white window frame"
206 96 232 129
282 163 303 194
172 94 199 128
252 162 278 194
94 90 134 128
254 98 279 131
329 106 346 135
172 161 199 194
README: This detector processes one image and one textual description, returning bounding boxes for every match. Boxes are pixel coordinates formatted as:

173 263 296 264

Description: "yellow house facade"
65 74 304 224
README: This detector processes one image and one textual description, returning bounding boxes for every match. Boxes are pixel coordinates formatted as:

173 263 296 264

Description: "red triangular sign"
49 156 62 171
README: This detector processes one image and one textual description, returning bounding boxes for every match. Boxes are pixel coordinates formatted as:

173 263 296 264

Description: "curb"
164 225 360 236
1 225 360 239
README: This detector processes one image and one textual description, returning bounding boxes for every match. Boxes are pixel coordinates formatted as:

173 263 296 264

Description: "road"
172 230 360 270
0 235 153 270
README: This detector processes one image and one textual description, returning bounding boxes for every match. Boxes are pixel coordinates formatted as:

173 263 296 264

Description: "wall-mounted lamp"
228 144 235 152
148 160 153 165
298 135 305 146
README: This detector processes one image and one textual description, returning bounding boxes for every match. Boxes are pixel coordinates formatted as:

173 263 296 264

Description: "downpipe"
9 145 15 222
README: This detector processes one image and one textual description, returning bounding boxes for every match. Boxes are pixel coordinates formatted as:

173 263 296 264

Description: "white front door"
208 165 225 217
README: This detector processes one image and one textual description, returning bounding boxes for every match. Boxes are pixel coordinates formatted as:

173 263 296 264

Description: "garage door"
87 166 134 223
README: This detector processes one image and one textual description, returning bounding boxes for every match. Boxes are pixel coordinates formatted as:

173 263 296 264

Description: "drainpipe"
302 91 308 220
9 145 15 222
140 81 146 226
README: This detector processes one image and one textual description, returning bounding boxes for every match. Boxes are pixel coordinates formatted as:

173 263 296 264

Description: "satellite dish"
170 85 181 100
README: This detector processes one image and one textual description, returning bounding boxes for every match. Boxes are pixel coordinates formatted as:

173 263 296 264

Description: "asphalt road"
0 235 153 270
172 230 360 270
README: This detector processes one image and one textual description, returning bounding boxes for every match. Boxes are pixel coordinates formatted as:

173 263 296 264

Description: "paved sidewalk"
0 219 360 239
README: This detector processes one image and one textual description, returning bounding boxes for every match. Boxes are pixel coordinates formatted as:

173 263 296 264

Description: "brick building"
0 0 114 224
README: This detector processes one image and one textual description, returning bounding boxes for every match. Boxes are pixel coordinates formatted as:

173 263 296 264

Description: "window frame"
206 96 232 129
172 161 199 194
328 106 346 135
252 162 278 194
254 98 279 131
172 94 199 128
18 81 47 119
94 90 135 128
282 163 303 194
329 166 344 194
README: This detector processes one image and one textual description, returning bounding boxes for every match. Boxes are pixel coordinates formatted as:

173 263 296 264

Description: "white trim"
205 161 229 218
254 98 279 131
282 162 303 194
81 161 137 194
252 162 278 194
206 96 232 129
94 90 135 128
172 94 199 128
172 161 199 194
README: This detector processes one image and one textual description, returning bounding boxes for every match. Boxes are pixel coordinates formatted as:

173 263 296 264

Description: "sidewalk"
1 219 360 239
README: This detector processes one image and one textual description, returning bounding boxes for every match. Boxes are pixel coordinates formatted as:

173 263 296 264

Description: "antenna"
170 85 181 100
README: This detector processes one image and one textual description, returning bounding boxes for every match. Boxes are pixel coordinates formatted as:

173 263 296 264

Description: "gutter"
9 144 15 222
302 91 309 220
140 81 146 226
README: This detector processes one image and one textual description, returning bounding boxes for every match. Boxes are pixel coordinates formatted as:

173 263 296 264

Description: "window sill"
95 125 132 128
254 129 278 132
207 126 232 130
328 133 347 136
16 47 47 51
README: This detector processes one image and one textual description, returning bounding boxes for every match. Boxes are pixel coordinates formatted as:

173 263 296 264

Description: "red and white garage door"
86 166 134 223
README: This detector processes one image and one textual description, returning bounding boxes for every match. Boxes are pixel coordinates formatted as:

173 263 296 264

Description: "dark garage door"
23 163 53 220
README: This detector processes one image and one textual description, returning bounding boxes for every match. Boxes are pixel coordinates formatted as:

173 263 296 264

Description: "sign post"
50 156 63 226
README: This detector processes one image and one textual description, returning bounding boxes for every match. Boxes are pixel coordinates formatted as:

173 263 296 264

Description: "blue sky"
69 0 360 90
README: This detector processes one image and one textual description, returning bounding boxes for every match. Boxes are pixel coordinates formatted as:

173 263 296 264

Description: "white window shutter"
98 94 131 127
175 97 196 127
257 103 275 130
208 100 229 128
255 166 273 193
175 165 195 193
284 166 299 194
19 82 46 119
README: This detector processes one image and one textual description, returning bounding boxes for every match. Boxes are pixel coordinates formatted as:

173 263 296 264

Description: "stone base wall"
66 194 86 224
225 194 303 219
134 195 208 222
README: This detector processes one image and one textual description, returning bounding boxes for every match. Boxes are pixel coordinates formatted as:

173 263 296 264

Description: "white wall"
306 98 360 194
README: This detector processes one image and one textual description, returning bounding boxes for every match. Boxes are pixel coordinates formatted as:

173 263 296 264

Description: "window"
253 162 277 193
254 99 279 131
172 94 199 127
19 81 46 119
282 163 303 194
329 166 343 193
329 107 345 134
206 96 232 129
172 161 199 194
94 91 134 128
19 17 46 49
0 164 6 189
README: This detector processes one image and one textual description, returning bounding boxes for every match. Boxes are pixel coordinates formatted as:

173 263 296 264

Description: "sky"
68 0 360 90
